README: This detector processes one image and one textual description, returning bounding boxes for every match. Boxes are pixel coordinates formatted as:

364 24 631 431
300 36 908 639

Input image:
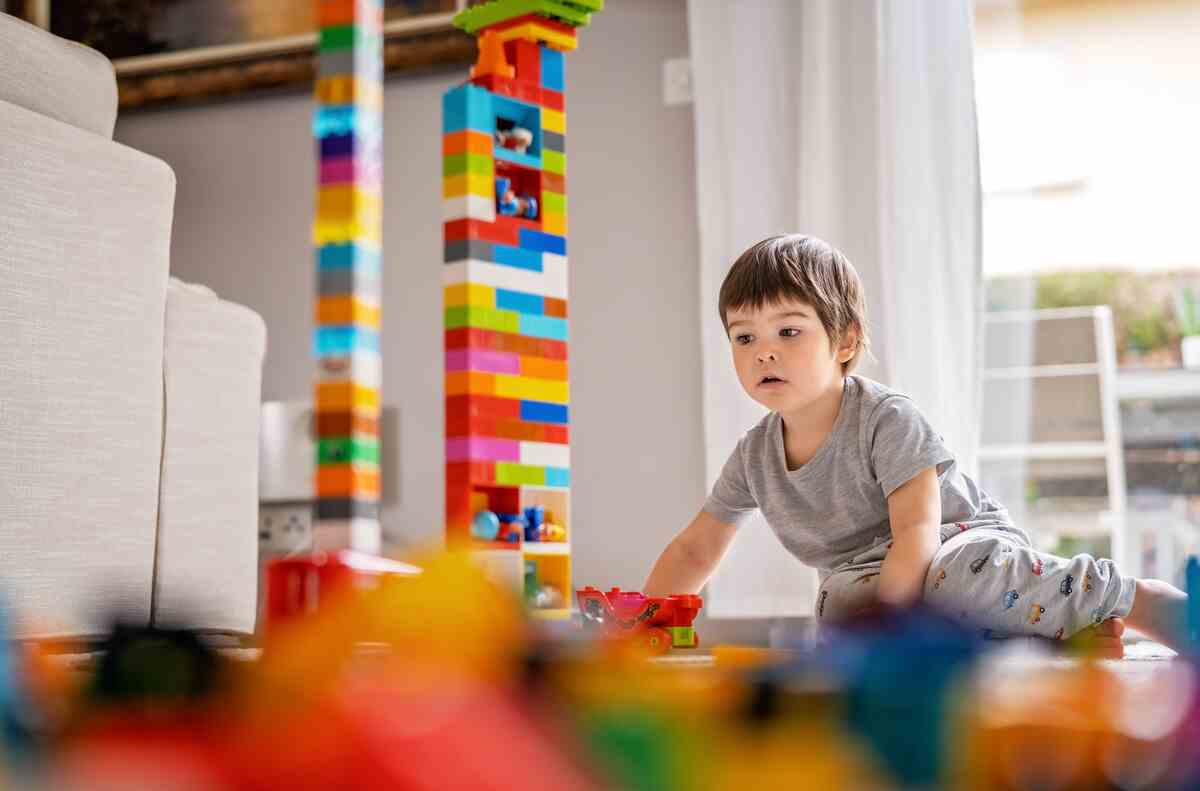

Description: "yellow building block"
315 75 383 110
316 296 381 328
318 185 382 219
312 219 382 245
495 23 577 52
493 374 569 404
444 283 496 308
542 211 567 236
317 382 380 410
443 172 494 199
542 109 566 134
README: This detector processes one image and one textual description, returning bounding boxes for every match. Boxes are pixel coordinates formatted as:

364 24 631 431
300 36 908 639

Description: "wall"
115 0 705 591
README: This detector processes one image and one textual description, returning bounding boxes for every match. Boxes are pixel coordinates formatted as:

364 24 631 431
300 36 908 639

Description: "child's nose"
756 349 777 363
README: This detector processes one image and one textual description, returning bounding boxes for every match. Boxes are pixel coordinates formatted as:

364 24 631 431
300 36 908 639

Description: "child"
643 234 1188 654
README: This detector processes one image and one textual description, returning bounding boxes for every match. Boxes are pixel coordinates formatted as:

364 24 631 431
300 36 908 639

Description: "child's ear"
838 324 861 362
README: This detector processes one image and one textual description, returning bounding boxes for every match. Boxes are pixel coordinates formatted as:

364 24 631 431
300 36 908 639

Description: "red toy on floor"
575 587 703 654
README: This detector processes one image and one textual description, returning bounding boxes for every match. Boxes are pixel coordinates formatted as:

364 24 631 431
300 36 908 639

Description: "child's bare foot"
1126 578 1188 652
1066 617 1125 659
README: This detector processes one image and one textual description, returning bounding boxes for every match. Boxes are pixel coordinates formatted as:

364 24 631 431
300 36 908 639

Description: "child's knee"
924 532 1018 605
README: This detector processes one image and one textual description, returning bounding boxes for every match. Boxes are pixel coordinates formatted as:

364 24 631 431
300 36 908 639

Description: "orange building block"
317 465 380 498
442 130 493 157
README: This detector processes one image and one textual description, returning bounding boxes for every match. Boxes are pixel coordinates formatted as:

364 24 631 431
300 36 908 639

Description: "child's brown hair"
718 234 870 373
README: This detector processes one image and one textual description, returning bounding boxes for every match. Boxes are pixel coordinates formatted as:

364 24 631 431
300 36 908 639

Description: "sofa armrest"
154 278 266 634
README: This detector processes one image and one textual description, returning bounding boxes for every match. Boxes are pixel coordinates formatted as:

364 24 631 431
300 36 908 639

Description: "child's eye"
780 328 802 338
734 334 753 345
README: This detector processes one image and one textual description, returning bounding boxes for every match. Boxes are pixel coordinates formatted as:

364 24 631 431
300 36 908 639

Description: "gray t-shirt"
703 375 1021 572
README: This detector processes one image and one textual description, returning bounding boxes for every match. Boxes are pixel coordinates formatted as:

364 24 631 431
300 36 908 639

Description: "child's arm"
643 510 738 596
877 467 943 606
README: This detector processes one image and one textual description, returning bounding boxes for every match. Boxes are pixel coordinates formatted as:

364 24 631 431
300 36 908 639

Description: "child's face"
725 299 855 413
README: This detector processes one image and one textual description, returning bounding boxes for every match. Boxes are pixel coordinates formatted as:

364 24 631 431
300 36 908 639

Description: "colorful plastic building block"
575 587 702 654
445 0 599 613
262 550 420 633
314 0 384 553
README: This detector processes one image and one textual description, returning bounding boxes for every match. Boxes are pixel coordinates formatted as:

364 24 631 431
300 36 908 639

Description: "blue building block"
519 228 567 255
493 147 542 169
520 314 568 341
492 244 543 272
320 133 359 159
313 105 382 139
443 84 494 134
541 47 564 91
545 467 570 487
314 326 381 356
318 243 382 273
496 288 545 315
521 400 568 424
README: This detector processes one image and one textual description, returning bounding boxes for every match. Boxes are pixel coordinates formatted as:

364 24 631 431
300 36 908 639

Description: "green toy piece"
453 0 605 34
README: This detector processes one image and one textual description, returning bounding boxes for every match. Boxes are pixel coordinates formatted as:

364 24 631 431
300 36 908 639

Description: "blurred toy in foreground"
576 587 702 654
262 549 421 635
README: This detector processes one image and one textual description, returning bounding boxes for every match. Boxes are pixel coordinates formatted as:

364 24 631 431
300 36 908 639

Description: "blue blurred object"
814 606 983 789
471 510 501 541
0 597 37 766
523 506 544 542
524 505 544 528
1187 556 1200 654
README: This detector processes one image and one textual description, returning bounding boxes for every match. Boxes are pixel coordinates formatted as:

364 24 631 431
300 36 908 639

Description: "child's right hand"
1066 617 1125 659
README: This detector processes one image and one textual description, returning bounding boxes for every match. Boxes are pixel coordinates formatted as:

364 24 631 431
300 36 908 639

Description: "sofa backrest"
0 12 174 637
0 12 119 138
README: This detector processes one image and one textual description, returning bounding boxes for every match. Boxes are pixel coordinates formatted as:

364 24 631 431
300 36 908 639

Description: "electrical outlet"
258 502 314 558
662 56 692 106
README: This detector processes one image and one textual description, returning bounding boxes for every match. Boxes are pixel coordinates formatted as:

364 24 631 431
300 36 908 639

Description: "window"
975 0 1200 585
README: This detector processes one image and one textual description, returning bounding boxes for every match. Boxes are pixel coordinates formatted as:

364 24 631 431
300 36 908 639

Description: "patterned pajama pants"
815 524 1137 641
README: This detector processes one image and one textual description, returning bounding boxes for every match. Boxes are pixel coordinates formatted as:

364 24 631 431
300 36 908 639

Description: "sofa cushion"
154 279 266 635
0 97 174 638
0 12 119 138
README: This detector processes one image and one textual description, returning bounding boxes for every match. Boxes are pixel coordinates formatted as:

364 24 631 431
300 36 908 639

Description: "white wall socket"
258 502 314 558
663 57 693 107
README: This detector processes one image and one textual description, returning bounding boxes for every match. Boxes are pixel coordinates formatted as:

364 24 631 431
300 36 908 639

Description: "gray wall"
115 0 705 592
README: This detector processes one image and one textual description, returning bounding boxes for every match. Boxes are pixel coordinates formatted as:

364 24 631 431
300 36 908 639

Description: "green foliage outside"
986 270 1200 366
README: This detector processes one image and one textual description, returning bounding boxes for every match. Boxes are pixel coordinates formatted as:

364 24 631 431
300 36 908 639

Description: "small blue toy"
471 510 501 541
523 505 544 542
495 176 538 219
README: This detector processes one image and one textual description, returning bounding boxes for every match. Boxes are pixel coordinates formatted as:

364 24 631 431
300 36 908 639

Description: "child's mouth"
758 375 787 387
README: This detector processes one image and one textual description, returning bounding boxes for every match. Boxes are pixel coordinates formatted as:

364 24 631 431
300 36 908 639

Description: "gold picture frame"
10 0 477 109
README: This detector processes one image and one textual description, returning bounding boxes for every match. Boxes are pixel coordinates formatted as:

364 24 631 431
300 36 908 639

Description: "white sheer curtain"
688 0 983 617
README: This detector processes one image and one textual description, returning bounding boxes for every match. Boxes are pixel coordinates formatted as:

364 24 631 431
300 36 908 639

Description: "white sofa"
0 13 266 639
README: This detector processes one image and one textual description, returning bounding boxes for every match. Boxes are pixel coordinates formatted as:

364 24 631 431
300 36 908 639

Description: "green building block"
542 150 566 176
318 437 380 465
669 626 695 648
495 463 547 486
445 306 521 334
442 152 494 178
453 0 604 35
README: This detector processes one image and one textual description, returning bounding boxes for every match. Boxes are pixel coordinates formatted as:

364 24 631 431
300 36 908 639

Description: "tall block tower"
443 0 602 617
313 0 384 553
